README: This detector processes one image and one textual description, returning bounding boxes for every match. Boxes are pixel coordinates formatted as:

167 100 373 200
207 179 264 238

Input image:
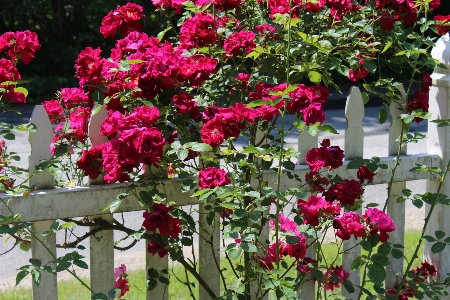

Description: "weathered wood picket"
1 36 450 299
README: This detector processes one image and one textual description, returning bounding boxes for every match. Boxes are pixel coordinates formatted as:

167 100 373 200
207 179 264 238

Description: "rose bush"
1 0 450 299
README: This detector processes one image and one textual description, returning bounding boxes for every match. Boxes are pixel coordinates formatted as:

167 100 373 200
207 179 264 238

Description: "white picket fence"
1 36 450 299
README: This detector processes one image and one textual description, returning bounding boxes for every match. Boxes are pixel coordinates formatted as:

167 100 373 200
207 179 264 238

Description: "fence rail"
1 35 450 300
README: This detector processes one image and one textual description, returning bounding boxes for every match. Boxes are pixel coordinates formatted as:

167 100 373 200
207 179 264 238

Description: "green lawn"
0 230 424 300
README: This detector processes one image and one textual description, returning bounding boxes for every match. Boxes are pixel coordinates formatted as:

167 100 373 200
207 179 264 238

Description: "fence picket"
297 127 318 298
342 87 365 298
199 204 220 300
146 234 169 300
425 34 450 299
28 105 57 300
385 85 407 289
1 64 448 298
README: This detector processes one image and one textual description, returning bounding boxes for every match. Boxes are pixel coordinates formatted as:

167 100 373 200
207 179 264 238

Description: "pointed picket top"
344 86 365 160
88 105 108 147
388 84 407 156
29 105 55 189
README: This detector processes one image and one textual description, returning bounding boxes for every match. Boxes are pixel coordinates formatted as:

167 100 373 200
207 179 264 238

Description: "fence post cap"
431 33 450 68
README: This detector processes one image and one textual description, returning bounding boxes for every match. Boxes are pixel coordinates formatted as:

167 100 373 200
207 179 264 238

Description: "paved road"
0 104 428 289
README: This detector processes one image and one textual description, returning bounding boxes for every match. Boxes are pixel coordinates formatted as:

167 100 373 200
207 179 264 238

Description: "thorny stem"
394 158 450 299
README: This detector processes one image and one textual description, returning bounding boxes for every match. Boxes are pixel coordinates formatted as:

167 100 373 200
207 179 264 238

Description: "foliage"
1 0 450 299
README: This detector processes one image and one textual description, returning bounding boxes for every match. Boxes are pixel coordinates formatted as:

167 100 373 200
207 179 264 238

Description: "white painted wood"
298 238 316 299
250 125 269 300
344 86 365 160
0 154 439 222
385 181 405 288
29 105 54 189
388 84 407 157
89 214 114 296
425 33 450 299
342 87 365 298
88 105 108 185
298 125 318 165
146 231 169 300
199 203 220 300
31 220 57 300
385 85 408 289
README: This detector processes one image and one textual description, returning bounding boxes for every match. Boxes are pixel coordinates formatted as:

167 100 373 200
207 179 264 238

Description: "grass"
0 230 424 300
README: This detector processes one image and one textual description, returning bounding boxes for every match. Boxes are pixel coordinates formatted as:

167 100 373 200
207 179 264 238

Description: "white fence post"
342 87 365 298
385 85 407 289
425 33 450 299
87 106 115 296
29 105 57 300
297 126 318 298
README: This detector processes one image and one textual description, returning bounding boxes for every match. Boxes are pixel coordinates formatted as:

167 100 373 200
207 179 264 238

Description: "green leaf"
139 191 154 207
317 124 338 134
29 259 41 267
379 108 388 124
228 248 242 260
14 87 28 97
190 143 212 152
308 71 322 84
246 100 268 108
60 222 76 229
435 231 446 240
351 256 368 270
249 213 262 223
431 242 446 254
362 92 369 104
347 159 369 169
177 148 189 161
181 237 193 246
31 270 41 286
412 199 423 209
158 276 170 285
91 293 108 300
422 235 436 242
91 104 103 116
4 132 15 140
381 42 393 54
206 211 215 225
108 288 121 298
73 260 88 269
307 125 318 136
146 278 158 291
15 270 28 286
15 123 37 132
367 263 386 284
391 248 403 259
148 268 159 278
286 236 300 245
240 243 257 252
343 279 355 294
371 254 390 266
377 243 391 255
104 199 122 213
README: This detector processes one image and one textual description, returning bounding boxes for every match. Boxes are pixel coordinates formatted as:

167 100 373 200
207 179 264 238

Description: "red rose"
324 179 364 206
198 167 231 189
357 166 376 183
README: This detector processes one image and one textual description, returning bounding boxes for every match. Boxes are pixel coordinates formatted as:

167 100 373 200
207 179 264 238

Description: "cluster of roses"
257 213 307 270
42 88 93 154
299 139 396 243
407 73 432 124
76 106 165 183
0 30 40 104
387 261 438 299
143 203 182 258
